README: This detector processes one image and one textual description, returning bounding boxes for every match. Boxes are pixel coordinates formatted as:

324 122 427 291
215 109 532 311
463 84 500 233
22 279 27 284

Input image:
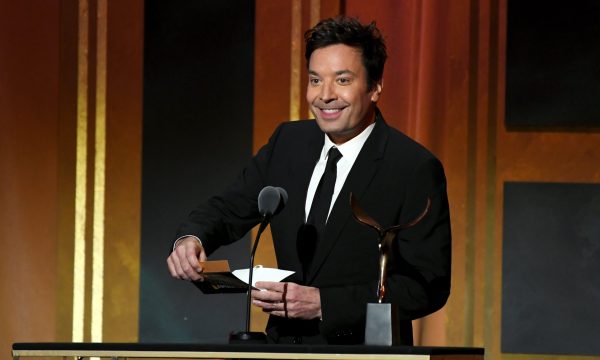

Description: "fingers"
187 249 202 273
172 256 190 280
167 237 205 281
199 250 207 262
166 256 177 277
252 283 286 302
251 282 321 320
251 283 286 316
168 248 190 280
252 298 282 311
252 297 288 319
255 281 285 293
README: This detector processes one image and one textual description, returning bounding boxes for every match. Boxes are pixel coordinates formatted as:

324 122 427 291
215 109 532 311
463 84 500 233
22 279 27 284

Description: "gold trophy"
350 193 430 345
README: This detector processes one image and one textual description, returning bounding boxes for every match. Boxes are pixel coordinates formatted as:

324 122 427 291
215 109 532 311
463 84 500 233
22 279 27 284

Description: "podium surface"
13 342 483 359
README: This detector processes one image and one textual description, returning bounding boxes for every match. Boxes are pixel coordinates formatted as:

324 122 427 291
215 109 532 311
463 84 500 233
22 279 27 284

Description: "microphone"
230 186 288 344
258 186 288 218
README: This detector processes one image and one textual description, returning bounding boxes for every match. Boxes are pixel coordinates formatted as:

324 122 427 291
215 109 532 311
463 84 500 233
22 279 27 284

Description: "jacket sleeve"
318 156 451 340
174 124 285 255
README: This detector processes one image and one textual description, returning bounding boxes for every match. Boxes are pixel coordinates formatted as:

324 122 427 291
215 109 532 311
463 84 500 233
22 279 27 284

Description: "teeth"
322 109 341 113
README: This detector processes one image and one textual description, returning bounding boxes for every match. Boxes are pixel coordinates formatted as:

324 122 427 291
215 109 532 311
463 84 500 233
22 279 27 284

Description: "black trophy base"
229 331 268 344
365 303 400 346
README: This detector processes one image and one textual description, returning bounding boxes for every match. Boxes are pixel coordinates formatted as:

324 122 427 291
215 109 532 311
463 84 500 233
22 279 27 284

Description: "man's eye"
309 78 320 85
337 77 351 85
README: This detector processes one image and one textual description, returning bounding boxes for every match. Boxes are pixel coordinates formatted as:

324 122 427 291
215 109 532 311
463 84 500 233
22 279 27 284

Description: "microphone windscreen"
276 187 288 208
273 187 288 215
258 186 288 217
258 186 281 216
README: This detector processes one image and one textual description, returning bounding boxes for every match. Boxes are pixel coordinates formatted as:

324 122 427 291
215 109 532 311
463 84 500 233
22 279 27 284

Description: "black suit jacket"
176 111 451 345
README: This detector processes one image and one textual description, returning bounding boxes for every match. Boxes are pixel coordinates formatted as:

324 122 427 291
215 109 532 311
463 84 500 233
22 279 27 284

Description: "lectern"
13 342 483 360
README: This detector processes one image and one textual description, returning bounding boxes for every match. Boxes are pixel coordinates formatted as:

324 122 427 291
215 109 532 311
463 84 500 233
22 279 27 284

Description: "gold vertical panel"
310 0 321 26
55 0 79 343
73 0 89 343
484 0 499 356
100 0 143 342
91 0 107 343
253 0 297 332
289 0 302 121
463 0 480 346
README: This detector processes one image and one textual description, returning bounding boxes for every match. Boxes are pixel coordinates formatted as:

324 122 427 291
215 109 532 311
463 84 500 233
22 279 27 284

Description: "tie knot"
326 147 342 168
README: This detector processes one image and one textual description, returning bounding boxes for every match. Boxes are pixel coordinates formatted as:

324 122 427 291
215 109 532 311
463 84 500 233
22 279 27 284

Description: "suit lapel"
307 115 389 283
287 129 323 221
278 125 323 276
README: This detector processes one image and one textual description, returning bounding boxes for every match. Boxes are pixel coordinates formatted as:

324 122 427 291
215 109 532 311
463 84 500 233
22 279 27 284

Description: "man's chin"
314 119 341 133
321 126 355 144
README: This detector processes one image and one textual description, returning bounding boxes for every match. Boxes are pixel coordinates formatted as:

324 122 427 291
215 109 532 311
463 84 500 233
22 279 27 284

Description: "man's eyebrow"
307 69 356 76
335 70 356 76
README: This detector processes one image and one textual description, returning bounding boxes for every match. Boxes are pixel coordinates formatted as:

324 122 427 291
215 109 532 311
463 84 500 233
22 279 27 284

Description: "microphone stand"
229 214 270 343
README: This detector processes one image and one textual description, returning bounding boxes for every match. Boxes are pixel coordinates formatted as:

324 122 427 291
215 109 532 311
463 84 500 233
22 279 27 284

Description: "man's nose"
319 83 336 102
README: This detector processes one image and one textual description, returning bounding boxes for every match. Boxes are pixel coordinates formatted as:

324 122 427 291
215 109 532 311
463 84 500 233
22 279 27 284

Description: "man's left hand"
252 281 321 320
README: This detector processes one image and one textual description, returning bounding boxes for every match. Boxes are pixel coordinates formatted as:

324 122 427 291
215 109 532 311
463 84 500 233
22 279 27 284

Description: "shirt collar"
320 122 376 162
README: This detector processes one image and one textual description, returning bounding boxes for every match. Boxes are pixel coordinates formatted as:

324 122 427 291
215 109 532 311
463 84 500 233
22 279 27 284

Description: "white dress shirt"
175 122 376 251
304 123 376 222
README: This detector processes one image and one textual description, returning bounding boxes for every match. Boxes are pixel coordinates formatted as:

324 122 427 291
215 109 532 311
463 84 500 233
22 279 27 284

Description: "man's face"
306 44 382 144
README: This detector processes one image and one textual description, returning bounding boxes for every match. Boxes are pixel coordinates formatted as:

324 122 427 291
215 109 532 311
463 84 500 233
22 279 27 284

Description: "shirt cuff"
173 235 203 252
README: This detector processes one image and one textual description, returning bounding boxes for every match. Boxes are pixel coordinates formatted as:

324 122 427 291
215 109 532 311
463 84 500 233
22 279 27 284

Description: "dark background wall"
140 0 255 342
505 0 600 128
2 1 600 359
502 182 600 356
500 0 600 356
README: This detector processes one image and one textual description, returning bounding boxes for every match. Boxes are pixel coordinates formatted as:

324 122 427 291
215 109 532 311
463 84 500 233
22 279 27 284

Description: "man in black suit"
167 16 451 345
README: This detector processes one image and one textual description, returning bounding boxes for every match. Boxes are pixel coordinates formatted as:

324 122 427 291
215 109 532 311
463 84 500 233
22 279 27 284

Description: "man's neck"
328 109 377 145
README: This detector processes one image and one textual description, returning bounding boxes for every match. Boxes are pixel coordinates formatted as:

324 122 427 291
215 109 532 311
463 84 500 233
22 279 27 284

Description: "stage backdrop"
140 0 255 343
2 1 600 360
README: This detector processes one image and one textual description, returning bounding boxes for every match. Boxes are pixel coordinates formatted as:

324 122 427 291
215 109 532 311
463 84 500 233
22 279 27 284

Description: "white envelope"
232 266 294 287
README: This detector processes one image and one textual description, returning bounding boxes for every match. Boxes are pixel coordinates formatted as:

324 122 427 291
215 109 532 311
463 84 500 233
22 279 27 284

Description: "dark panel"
505 0 600 129
502 182 600 355
141 0 255 343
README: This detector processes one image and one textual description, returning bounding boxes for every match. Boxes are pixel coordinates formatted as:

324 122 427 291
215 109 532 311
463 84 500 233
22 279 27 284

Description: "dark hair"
304 16 387 89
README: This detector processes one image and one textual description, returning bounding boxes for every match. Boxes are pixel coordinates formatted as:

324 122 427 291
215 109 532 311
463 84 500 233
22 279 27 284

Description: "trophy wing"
349 192 383 233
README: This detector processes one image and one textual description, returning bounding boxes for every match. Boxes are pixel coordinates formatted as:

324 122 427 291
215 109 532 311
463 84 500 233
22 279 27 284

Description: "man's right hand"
167 236 207 281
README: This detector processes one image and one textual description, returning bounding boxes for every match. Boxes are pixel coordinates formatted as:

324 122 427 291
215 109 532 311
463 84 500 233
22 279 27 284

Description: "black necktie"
298 146 342 283
307 146 343 231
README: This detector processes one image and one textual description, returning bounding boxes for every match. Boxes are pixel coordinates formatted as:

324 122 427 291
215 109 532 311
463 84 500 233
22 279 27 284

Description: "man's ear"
370 81 383 102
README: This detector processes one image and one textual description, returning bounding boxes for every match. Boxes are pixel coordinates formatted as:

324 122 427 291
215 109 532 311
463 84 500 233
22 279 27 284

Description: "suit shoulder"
270 119 322 142
278 119 320 132
386 126 441 164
